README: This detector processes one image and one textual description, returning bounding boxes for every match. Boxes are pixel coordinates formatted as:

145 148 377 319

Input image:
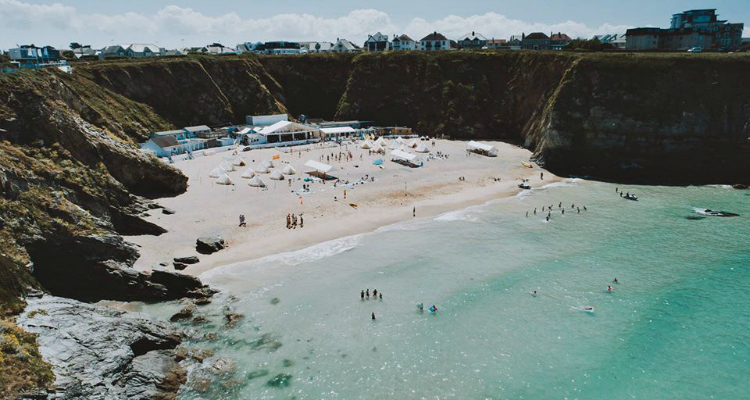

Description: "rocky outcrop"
17 296 187 400
196 236 225 254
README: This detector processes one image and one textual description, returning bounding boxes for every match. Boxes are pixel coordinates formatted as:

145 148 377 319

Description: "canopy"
215 173 235 185
467 141 498 157
269 169 285 180
255 164 270 173
321 127 356 135
241 168 256 179
390 150 421 164
247 176 266 187
281 165 297 175
415 143 429 153
304 160 337 175
407 139 419 148
220 161 235 172
209 167 224 178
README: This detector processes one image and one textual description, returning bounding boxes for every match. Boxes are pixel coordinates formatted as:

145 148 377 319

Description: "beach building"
184 125 214 138
467 141 498 157
333 39 362 53
550 33 573 50
522 33 551 50
252 121 322 144
392 35 417 51
364 32 391 51
627 9 744 51
141 136 182 157
458 32 488 50
299 41 334 53
420 32 451 51
9 45 70 71
320 127 356 141
261 41 301 55
486 39 508 50
151 129 187 140
205 43 237 55
246 114 289 126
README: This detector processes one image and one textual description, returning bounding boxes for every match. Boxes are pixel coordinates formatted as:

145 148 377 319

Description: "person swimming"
607 286 613 292
613 278 619 284
531 290 537 297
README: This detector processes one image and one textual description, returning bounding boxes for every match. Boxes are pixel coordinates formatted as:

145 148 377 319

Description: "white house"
420 32 451 51
392 34 417 50
299 41 334 53
364 32 391 51
333 39 362 53
320 127 356 141
184 125 212 138
126 44 163 57
141 136 182 157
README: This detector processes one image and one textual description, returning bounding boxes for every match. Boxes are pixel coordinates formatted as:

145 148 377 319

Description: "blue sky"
1 0 748 50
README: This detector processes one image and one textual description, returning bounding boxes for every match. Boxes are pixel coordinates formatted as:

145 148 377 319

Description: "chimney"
472 31 475 36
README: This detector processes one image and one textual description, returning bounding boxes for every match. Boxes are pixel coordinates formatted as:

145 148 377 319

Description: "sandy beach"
125 139 552 276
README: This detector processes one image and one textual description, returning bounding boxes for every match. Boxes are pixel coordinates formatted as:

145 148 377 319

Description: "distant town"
1 8 748 74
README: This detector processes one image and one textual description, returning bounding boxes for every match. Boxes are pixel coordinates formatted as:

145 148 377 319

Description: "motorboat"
624 194 638 201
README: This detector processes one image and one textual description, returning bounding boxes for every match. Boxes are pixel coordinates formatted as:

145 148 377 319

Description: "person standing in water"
366 289 370 299
413 207 416 217
373 289 378 298
613 278 619 284
361 290 365 300
534 208 537 215
372 312 376 320
379 293 383 300
526 211 529 217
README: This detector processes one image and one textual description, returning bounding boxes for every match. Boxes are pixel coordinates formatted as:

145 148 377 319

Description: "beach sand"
125 139 552 276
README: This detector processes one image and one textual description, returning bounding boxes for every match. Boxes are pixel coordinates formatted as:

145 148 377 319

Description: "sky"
1 0 749 50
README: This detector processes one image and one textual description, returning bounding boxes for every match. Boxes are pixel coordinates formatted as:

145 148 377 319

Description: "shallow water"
140 181 750 399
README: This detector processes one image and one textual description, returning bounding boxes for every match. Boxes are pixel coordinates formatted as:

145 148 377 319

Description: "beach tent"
360 140 374 149
209 167 224 178
247 176 266 187
395 137 404 144
231 157 246 166
398 144 409 152
255 164 270 174
467 141 498 157
415 143 429 153
220 161 236 172
269 169 285 180
373 144 386 154
388 141 398 150
374 137 386 147
281 165 297 175
390 150 423 167
261 159 274 168
215 173 235 185
304 160 338 179
407 139 419 148
241 168 256 179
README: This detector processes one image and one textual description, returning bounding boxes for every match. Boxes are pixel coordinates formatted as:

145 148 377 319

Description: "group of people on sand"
526 202 588 221
320 151 355 164
286 213 303 229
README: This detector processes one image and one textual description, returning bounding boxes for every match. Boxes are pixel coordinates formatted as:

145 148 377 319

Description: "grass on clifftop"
0 316 55 399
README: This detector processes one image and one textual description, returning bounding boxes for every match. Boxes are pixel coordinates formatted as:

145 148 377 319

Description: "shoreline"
125 140 552 279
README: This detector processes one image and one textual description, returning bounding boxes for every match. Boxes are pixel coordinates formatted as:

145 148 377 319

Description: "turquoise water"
140 181 750 399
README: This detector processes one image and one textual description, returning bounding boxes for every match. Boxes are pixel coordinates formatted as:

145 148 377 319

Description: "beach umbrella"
282 165 297 175
215 173 235 185
241 168 256 179
247 176 266 187
209 167 224 178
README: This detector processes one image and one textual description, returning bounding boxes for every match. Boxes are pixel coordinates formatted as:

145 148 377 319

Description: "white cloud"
0 1 630 49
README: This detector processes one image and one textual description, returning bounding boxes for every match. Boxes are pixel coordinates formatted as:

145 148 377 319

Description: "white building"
364 32 391 51
299 41 334 53
125 44 163 57
392 34 417 50
420 32 451 51
333 38 362 53
246 114 289 126
248 121 322 145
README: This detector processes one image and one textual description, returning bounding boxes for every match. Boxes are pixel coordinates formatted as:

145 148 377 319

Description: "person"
532 290 537 297
620 192 623 197
540 172 544 180
534 208 537 215
366 289 370 299
558 202 562 209
546 215 550 222
431 305 438 313
286 214 291 229
542 206 545 212
379 293 382 300
417 303 424 311
239 214 246 227
577 207 580 213
344 189 347 199
526 211 529 218
300 215 304 228
584 206 587 211
372 312 376 320
361 290 365 300
288 178 292 187
571 204 575 209
613 278 619 284
616 187 619 193
373 289 378 298
607 286 613 292
561 209 565 215
413 206 416 217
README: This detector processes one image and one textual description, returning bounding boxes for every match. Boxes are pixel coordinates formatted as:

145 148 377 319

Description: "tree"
69 42 82 50
564 38 613 51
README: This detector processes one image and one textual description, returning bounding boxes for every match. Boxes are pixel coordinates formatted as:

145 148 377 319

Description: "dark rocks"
266 373 292 388
224 312 244 328
169 305 197 322
194 297 212 306
270 297 280 305
18 296 185 400
196 236 225 254
149 270 218 300
161 207 176 215
174 256 199 264
173 262 188 271
733 184 748 190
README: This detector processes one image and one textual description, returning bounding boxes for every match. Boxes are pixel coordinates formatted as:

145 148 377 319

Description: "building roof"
420 32 448 42
458 32 488 41
320 127 356 135
304 160 337 174
365 32 389 43
394 34 414 42
127 44 160 53
153 129 184 137
626 27 663 36
524 32 550 40
184 125 211 132
101 45 126 54
335 39 360 50
550 33 572 41
487 39 507 44
151 136 179 148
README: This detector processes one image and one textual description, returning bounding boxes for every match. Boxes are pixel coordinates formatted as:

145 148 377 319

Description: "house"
627 9 744 51
236 42 263 53
333 39 361 53
550 33 573 50
486 39 508 50
392 34 417 51
141 136 182 158
9 45 60 63
99 45 128 60
364 32 391 51
262 41 301 55
420 32 451 51
184 125 213 138
125 44 163 57
151 129 187 140
521 33 551 50
299 42 334 53
246 114 289 126
72 45 97 58
457 32 488 50
508 35 524 48
205 43 236 55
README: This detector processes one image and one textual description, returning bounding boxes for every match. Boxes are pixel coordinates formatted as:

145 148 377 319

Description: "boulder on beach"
196 236 225 254
174 256 200 264
173 261 188 270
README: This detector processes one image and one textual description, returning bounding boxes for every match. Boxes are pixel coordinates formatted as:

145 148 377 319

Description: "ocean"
139 180 750 399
